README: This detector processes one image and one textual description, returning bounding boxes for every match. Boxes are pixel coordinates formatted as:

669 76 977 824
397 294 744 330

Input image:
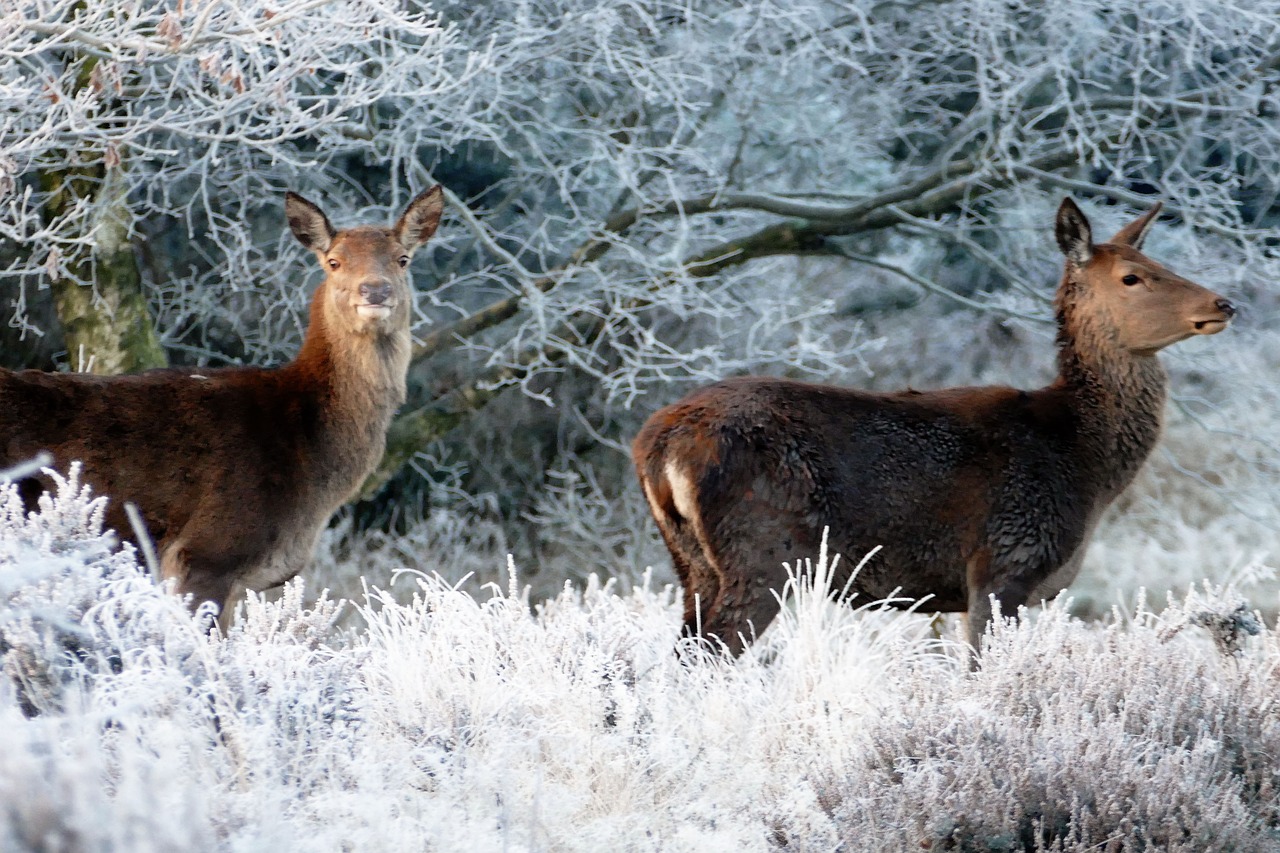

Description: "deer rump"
1 363 352 599
636 376 1092 642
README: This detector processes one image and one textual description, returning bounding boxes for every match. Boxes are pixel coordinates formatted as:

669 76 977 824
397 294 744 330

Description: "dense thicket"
3 0 1279 598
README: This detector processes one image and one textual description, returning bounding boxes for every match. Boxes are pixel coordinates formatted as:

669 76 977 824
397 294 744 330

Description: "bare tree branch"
6 0 1277 552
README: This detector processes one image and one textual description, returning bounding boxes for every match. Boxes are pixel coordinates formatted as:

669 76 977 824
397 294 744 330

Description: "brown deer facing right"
1 186 444 626
633 198 1235 656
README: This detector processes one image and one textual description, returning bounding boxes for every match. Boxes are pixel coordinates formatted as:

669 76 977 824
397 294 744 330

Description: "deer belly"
834 536 970 611
238 514 329 592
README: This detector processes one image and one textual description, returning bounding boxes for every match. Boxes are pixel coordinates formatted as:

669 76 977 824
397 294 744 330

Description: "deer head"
286 186 444 339
1055 198 1235 356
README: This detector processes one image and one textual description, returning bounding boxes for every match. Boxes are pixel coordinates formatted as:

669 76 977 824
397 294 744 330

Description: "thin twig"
823 243 1051 324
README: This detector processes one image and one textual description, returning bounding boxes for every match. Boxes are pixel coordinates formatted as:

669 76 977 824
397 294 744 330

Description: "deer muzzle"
357 282 395 319
1191 298 1235 334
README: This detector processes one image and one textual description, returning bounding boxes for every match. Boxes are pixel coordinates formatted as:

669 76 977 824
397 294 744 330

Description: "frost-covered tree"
4 0 1279 595
2 0 472 369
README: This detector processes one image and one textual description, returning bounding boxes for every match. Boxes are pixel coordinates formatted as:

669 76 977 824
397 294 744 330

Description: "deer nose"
1215 298 1236 318
359 282 392 305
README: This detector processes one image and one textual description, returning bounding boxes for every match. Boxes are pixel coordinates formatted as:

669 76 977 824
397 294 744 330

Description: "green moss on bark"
38 52 165 375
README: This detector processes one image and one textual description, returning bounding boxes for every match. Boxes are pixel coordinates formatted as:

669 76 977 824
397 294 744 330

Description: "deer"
1 186 444 627
633 198 1236 658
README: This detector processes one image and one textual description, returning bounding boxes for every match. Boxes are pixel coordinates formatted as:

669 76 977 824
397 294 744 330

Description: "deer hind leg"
674 546 718 641
700 513 822 655
640 463 721 642
659 516 720 642
660 460 812 655
699 550 787 656
645 456 823 655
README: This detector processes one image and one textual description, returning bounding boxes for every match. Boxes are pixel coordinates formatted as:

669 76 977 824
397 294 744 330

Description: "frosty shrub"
821 592 1280 852
3 481 1280 850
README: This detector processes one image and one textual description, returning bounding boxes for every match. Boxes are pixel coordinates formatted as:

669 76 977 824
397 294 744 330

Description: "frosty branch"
5 0 1278 522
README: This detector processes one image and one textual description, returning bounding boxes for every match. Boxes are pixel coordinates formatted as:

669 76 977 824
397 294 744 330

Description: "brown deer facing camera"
633 198 1235 656
1 186 444 625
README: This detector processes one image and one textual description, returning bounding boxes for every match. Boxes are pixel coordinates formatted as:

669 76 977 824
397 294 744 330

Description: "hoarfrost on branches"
4 0 1280 631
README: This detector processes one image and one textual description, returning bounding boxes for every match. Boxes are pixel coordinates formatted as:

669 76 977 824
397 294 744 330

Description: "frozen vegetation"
3 468 1280 851
5 0 1280 847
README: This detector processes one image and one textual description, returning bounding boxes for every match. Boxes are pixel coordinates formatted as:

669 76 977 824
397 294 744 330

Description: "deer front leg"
964 548 996 664
966 549 1066 667
162 539 242 633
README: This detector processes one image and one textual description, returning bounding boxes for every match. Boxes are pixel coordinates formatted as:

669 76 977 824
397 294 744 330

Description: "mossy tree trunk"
38 51 166 376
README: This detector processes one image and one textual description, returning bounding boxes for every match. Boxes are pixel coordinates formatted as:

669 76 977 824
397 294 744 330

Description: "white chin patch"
356 304 393 321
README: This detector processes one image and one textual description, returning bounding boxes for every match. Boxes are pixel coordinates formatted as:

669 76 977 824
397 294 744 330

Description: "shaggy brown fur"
1 186 444 623
633 198 1236 655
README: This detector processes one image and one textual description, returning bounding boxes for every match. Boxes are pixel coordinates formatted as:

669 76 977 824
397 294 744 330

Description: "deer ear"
286 192 335 254
1055 197 1093 267
1109 202 1163 250
396 185 445 255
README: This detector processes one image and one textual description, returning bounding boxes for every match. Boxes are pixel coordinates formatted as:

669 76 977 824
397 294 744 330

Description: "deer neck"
1053 285 1168 496
291 296 411 454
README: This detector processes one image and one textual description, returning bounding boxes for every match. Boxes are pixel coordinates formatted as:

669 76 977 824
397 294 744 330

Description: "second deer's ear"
1055 197 1093 267
1109 202 1163 250
396 185 445 255
286 192 336 254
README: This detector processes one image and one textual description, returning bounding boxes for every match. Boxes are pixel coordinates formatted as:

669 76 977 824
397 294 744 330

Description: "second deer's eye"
328 258 340 270
398 256 409 268
1122 274 1140 286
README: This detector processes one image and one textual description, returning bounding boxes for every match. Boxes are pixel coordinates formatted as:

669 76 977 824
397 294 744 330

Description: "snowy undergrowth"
3 474 1280 851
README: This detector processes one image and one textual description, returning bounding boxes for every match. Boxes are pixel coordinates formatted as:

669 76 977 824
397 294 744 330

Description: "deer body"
1 187 444 620
633 199 1234 655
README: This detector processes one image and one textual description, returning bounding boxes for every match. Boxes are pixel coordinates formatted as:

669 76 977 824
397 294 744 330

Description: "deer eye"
398 255 410 268
1122 274 1140 286
327 258 341 271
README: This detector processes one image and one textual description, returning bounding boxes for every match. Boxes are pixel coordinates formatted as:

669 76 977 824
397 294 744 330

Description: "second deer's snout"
1192 297 1236 332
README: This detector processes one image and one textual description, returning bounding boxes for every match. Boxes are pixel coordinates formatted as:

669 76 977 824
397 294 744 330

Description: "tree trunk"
41 163 167 375
38 48 166 376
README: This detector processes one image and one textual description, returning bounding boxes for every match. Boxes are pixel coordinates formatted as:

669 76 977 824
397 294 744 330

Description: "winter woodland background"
4 0 1280 848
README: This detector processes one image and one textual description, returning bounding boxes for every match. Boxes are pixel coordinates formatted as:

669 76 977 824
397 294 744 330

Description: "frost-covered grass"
4 473 1280 851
